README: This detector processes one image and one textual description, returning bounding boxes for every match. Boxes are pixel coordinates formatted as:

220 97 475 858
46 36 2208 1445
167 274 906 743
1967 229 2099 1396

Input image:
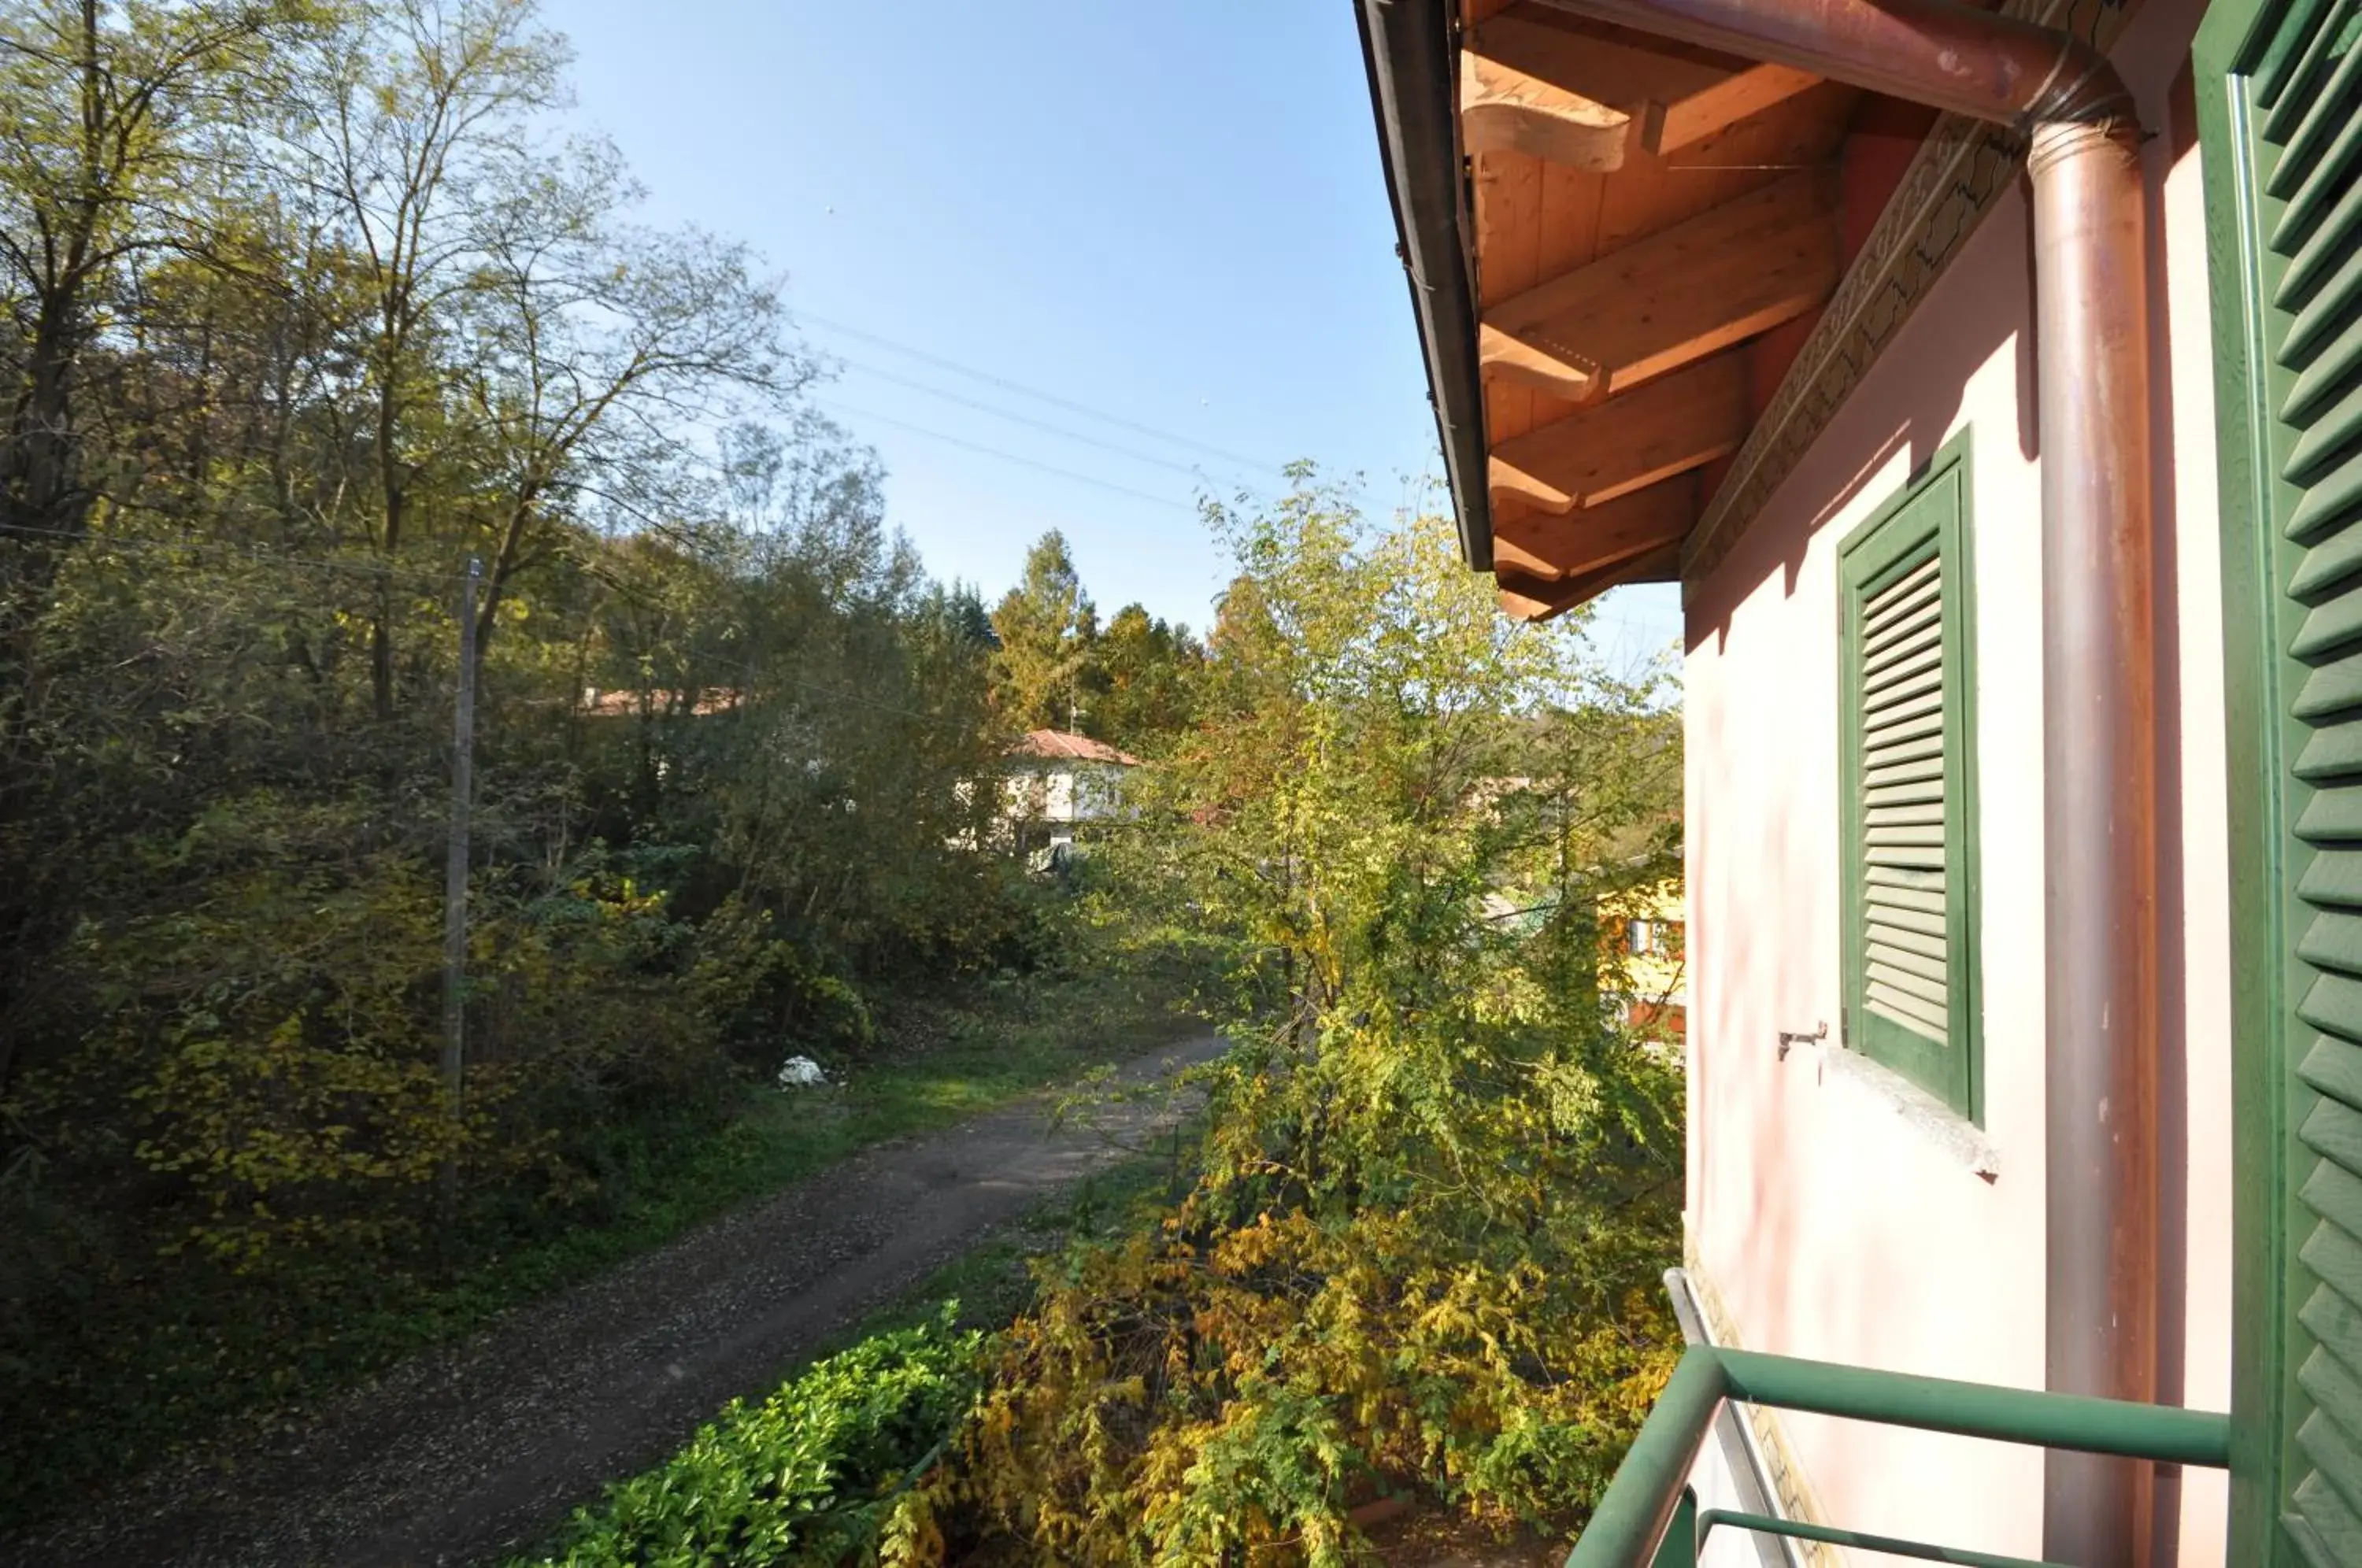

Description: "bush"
957 1019 1682 1565
690 897 877 1063
927 487 1687 1563
516 1309 981 1568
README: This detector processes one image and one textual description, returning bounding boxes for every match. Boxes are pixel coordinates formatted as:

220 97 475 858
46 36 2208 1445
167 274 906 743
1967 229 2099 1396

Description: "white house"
1001 730 1141 860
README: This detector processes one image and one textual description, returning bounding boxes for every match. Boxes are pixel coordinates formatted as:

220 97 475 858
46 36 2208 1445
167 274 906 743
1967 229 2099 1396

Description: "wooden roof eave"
1498 541 1683 623
1361 0 1864 617
1461 5 1860 614
1355 0 1498 574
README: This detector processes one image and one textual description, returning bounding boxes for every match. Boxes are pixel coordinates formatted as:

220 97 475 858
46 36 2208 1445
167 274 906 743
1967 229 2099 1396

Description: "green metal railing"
1570 1345 2233 1567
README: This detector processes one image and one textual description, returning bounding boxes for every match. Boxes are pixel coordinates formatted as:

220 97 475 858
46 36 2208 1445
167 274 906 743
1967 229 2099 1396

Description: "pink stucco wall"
1679 0 2232 1557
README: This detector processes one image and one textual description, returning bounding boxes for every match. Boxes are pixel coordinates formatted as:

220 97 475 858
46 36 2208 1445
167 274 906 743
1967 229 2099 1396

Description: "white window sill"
1801 1039 2001 1182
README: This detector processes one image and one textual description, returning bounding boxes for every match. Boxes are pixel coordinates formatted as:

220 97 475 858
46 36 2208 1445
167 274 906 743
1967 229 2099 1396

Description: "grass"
508 1135 1198 1566
0 958 1211 1536
409 964 1205 1333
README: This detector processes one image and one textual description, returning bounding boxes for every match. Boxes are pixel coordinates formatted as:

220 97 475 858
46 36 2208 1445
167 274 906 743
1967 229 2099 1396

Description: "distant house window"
1837 433 1981 1122
1623 917 1680 958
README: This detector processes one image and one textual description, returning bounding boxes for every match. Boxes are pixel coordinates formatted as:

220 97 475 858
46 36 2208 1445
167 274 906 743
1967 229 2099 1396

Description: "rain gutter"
1354 0 1497 572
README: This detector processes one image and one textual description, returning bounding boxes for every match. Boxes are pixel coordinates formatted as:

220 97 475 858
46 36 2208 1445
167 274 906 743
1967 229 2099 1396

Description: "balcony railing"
1570 1345 2233 1568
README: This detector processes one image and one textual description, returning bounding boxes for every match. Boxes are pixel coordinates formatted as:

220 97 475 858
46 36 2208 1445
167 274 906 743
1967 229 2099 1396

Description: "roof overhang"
1360 0 1865 620
1357 0 2142 623
1354 0 1498 574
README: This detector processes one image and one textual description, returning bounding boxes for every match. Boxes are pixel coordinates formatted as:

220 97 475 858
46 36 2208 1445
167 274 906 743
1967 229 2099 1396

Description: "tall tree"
1090 601 1200 753
0 1 1059 1512
968 480 1686 1559
0 0 311 560
0 0 319 1085
288 0 565 717
988 528 1096 732
457 189 806 671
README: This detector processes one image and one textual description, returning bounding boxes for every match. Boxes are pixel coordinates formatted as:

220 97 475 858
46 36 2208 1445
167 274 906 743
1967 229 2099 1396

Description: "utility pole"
441 558 482 1209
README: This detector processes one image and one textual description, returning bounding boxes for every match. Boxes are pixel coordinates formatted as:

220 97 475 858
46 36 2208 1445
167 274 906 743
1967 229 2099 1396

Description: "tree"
0 2 1068 1512
0 0 324 1089
962 479 1686 1561
1090 601 1201 753
286 0 567 717
0 0 313 560
457 200 808 672
988 528 1096 732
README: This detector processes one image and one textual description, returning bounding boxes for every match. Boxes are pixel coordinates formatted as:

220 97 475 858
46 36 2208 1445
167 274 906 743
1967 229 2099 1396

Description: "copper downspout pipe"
1534 2 2158 1561
2024 113 2160 1568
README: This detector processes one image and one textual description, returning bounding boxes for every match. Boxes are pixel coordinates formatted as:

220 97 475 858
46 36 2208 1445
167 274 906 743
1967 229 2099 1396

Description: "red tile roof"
1012 729 1142 767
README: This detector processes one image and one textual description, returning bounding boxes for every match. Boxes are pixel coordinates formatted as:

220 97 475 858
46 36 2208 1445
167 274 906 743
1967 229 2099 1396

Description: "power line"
809 398 1201 512
798 310 1283 475
834 355 1267 488
1582 612 1683 638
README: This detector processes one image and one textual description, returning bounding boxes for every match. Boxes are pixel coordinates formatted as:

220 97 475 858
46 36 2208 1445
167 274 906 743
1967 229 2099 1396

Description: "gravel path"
9 1033 1224 1568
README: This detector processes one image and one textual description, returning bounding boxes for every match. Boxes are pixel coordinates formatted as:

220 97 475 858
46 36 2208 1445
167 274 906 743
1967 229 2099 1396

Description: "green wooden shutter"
1860 554 1953 1039
1836 432 1981 1122
2199 0 2362 1561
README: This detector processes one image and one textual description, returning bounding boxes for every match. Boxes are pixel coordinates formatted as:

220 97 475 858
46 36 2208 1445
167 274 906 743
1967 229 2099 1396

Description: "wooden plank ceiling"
1459 0 1860 621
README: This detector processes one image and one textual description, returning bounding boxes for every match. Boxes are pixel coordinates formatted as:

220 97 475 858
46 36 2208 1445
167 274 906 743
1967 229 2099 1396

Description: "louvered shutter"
1861 556 1953 1040
2201 1 2362 1560
1837 436 1980 1120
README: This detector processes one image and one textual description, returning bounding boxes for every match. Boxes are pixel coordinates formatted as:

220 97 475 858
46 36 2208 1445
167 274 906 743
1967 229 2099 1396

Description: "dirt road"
10 1033 1222 1567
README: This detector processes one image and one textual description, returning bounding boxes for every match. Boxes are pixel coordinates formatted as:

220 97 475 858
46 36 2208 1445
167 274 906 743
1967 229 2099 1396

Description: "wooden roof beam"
1489 351 1749 516
1498 541 1682 623
1489 456 1579 516
1491 476 1694 580
1480 166 1840 404
1641 59 1823 156
1473 6 1822 164
1461 46 1631 171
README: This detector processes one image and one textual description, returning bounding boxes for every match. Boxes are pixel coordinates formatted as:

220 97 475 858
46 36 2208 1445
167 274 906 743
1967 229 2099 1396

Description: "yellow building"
1599 878 1684 1045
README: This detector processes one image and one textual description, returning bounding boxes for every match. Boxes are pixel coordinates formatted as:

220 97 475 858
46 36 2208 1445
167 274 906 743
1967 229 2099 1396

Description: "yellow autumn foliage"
916 488 1685 1564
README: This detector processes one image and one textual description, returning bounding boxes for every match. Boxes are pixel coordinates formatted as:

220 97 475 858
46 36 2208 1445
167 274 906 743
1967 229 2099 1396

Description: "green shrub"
689 897 878 1063
516 1309 981 1568
943 487 1686 1563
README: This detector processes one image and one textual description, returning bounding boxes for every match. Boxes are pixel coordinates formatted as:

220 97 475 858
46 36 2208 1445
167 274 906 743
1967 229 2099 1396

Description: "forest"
0 0 1686 1560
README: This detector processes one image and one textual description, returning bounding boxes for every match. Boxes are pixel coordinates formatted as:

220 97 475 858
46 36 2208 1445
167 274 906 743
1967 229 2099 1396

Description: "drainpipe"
1532 2 2157 1562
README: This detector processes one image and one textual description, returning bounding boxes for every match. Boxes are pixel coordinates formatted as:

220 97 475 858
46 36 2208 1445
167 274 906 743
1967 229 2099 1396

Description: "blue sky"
545 0 1681 663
